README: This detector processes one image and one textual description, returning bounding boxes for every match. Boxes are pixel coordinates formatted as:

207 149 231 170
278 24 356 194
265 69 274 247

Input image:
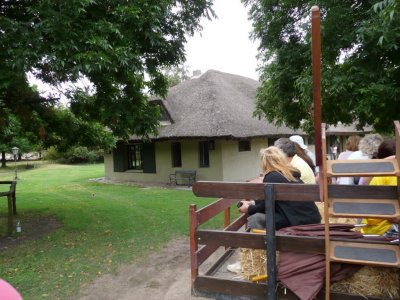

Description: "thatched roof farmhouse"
145 69 302 140
104 70 366 184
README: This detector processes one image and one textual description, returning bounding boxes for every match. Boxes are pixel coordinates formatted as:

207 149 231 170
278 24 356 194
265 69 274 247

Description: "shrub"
64 147 103 164
43 146 104 164
43 147 62 161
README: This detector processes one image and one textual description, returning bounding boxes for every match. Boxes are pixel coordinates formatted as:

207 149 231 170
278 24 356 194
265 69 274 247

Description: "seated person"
361 139 399 238
238 146 321 230
339 133 383 185
274 138 316 184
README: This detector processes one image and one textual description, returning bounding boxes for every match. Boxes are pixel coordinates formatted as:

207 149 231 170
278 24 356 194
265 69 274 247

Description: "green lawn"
0 163 221 300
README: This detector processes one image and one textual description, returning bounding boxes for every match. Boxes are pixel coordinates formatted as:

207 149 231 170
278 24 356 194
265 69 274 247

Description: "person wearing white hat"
289 135 316 167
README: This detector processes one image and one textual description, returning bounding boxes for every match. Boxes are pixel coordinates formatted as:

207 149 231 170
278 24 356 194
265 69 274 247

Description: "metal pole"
14 154 18 180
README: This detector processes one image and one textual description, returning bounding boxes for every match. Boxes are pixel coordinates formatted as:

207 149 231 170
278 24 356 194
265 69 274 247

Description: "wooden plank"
224 214 247 232
196 244 219 268
204 248 235 276
328 184 397 199
193 181 264 199
193 276 386 300
196 215 247 267
197 198 238 225
189 204 199 282
193 182 398 205
196 230 326 254
197 230 265 249
330 241 400 267
329 198 400 218
194 276 268 300
327 158 399 177
193 181 321 202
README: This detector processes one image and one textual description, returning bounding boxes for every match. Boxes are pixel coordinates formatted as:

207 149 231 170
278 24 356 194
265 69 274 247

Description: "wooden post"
7 194 14 235
395 121 400 208
311 6 322 168
12 181 17 215
224 206 230 229
189 204 199 284
224 205 231 250
321 124 331 300
265 184 276 300
395 121 400 294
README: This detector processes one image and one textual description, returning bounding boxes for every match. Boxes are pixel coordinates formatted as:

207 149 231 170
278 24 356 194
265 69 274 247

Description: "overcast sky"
185 0 259 80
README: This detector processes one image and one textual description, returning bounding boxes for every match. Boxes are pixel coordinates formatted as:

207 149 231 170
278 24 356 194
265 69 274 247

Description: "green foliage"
63 146 103 164
44 146 103 163
243 0 400 133
163 64 191 87
0 163 223 299
42 146 61 161
0 0 215 143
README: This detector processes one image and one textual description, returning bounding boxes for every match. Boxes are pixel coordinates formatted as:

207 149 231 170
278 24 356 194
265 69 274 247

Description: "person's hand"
238 200 251 214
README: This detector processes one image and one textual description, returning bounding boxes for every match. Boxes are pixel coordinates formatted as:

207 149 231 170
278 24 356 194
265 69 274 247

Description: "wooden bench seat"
169 170 196 186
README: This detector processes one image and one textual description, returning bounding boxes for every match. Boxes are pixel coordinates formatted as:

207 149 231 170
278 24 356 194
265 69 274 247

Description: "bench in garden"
169 170 196 186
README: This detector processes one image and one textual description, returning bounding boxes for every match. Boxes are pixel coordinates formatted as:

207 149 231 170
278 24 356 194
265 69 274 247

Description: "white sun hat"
290 135 307 150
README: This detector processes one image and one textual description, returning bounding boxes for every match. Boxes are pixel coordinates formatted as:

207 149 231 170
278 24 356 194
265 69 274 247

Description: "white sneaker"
227 261 241 273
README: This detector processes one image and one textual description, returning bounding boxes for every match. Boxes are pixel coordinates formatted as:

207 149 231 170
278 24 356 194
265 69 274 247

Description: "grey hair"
358 134 384 158
274 138 296 157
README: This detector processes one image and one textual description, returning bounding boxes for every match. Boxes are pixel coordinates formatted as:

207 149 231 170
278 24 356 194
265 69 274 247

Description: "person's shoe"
227 261 241 273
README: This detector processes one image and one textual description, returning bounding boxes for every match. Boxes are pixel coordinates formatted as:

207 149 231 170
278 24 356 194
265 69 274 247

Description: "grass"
0 162 224 299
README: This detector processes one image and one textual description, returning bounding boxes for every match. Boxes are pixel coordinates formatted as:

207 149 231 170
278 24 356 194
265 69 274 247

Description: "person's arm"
239 199 262 215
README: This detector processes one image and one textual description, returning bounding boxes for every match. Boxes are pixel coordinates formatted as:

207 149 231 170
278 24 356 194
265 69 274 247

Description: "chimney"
192 70 202 78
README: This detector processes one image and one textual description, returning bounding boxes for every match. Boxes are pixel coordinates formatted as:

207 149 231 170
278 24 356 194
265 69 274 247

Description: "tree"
0 1 215 151
243 0 400 133
164 65 191 87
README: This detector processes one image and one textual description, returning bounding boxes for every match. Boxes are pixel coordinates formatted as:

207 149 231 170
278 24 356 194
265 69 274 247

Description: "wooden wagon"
189 6 399 298
189 123 400 299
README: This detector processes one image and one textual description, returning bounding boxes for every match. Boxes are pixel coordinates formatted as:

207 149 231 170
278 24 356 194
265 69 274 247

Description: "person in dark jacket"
238 146 321 230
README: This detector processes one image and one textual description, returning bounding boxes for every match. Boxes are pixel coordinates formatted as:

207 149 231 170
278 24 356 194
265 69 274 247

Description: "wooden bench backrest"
193 181 398 202
175 170 196 175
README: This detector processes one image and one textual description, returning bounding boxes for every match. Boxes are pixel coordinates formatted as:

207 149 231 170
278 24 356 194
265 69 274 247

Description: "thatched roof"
326 123 373 136
140 70 304 141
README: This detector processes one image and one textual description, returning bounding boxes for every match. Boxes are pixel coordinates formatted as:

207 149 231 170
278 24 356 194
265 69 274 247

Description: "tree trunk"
1 151 6 168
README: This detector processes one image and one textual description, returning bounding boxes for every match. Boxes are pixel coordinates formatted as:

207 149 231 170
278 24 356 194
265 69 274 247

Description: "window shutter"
113 141 126 172
142 142 156 173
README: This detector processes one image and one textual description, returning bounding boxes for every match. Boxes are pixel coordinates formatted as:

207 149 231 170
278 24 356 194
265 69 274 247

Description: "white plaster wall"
220 138 268 182
104 142 171 183
104 139 223 183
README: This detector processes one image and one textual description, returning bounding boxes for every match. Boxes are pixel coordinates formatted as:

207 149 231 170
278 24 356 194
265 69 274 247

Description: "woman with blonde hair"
238 147 321 230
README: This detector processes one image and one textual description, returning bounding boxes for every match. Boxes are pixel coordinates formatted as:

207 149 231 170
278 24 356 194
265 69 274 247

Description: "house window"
128 144 143 170
113 142 156 173
238 140 251 152
199 141 210 168
171 142 182 167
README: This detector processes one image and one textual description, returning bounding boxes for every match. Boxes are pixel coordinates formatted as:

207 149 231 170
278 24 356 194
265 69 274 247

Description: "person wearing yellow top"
361 176 397 236
361 139 398 238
